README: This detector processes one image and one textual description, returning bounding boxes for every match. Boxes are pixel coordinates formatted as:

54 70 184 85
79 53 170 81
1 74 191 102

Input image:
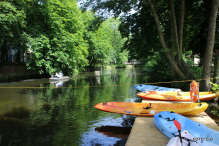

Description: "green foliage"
210 82 219 91
0 1 26 50
115 50 128 67
83 14 127 70
80 0 219 83
182 52 203 80
1 0 129 75
25 0 89 75
143 52 173 82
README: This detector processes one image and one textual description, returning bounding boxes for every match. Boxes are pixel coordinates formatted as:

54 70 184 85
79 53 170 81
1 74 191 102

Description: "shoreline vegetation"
0 65 134 82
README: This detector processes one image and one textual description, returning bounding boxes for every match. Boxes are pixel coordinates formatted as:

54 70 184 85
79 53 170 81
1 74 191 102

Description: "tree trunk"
170 0 195 79
178 0 185 53
146 0 189 80
1 42 8 62
168 0 177 80
16 50 21 63
213 50 219 84
16 42 21 63
200 0 219 91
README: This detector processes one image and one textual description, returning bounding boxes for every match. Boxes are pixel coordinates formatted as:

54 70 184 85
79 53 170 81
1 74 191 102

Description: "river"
0 66 147 146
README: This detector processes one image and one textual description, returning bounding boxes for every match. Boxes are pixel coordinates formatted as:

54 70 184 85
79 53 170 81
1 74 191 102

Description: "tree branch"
146 0 189 80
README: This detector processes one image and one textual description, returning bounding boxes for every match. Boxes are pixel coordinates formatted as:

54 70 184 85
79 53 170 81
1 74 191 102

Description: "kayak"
166 130 199 146
49 76 69 80
154 111 219 146
94 102 208 116
137 91 219 101
134 84 182 92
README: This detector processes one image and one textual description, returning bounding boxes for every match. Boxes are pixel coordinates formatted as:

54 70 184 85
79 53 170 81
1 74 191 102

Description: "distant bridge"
124 60 145 65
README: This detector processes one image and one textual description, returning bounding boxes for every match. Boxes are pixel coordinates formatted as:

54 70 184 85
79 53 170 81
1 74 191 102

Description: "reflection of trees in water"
114 139 128 146
88 138 127 146
0 106 54 146
0 68 139 145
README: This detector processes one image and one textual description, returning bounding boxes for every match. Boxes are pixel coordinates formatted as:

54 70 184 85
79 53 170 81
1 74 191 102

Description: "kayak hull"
134 84 182 92
94 102 208 116
137 91 219 101
154 111 219 146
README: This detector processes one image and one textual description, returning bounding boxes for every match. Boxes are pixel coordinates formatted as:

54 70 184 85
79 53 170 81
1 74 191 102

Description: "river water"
0 66 147 146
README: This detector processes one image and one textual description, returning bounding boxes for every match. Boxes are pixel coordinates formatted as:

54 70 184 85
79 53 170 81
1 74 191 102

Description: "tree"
25 0 89 75
200 0 219 91
81 0 219 91
106 17 128 67
82 12 127 70
213 50 219 84
0 1 26 62
82 11 113 70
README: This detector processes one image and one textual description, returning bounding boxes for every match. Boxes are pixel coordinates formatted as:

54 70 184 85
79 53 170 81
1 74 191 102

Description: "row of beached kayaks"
95 81 218 116
94 81 219 145
135 83 219 101
137 91 219 101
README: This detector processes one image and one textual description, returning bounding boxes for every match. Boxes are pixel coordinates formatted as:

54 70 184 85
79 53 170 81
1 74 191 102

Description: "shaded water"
0 67 147 146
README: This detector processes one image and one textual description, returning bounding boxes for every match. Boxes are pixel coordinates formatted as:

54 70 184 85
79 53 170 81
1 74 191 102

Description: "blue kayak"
134 84 182 92
154 111 219 146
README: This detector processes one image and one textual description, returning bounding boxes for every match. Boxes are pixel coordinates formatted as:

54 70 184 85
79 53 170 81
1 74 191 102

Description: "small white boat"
49 76 69 80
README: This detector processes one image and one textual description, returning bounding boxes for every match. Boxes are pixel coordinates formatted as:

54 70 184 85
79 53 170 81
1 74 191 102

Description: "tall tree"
213 50 219 84
0 1 26 62
200 0 219 91
25 0 89 75
82 11 113 70
146 0 189 80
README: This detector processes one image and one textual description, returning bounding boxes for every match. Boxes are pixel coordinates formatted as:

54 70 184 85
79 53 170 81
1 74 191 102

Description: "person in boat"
55 72 60 78
59 71 63 78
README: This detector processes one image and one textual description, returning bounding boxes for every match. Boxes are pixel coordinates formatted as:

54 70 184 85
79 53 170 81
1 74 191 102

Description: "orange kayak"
137 91 219 101
94 102 208 116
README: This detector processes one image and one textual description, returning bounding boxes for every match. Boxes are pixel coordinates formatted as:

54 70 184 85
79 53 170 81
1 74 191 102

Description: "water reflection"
49 79 70 88
0 67 146 146
95 126 131 139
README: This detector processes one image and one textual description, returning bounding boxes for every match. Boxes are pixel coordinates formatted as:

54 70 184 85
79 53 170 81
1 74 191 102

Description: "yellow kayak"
137 91 219 101
94 102 208 116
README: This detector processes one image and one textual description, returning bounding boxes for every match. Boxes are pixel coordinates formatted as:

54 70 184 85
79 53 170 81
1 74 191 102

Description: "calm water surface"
0 67 147 146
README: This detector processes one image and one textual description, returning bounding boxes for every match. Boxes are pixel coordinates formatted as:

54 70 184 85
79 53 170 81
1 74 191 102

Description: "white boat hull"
49 76 69 80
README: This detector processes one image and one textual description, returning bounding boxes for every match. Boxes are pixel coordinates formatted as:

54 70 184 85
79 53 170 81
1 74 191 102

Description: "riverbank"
0 65 133 83
0 72 50 83
0 64 51 82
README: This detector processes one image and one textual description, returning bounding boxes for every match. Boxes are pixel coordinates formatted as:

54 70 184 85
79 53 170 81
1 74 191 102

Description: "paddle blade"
174 120 181 130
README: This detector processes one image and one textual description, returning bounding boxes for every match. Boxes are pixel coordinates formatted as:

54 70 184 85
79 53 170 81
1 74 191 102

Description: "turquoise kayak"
154 111 219 146
134 84 181 92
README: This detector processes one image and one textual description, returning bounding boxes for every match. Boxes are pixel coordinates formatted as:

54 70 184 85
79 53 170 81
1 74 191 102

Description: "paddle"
174 120 183 146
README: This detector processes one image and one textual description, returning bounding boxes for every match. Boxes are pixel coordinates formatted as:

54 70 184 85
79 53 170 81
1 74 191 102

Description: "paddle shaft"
174 120 183 146
178 130 183 146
